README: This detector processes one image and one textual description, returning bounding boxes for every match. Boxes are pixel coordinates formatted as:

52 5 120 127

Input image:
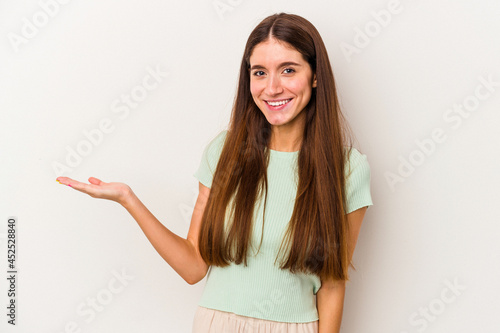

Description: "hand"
56 176 132 206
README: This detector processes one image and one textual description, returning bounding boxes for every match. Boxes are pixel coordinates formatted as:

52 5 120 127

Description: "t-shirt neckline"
268 148 300 158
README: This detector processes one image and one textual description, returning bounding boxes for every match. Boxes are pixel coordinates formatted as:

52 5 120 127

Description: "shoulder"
344 147 370 177
194 129 229 188
200 129 229 169
211 129 228 146
343 147 373 213
204 129 228 154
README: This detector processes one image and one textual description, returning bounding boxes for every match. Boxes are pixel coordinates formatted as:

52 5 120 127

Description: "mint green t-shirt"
193 129 373 323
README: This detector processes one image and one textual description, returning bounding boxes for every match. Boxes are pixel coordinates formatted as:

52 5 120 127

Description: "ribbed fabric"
193 130 373 323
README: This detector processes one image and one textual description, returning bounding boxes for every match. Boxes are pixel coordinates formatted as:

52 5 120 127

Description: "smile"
265 98 292 107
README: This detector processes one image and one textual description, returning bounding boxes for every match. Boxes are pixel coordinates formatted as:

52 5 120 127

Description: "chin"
266 118 288 126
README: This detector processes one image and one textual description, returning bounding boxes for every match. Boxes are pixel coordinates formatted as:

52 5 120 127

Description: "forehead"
249 38 306 65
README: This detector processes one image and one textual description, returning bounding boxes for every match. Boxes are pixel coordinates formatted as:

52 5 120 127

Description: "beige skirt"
192 306 318 333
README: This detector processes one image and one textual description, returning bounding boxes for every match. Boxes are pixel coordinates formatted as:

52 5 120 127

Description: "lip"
264 98 293 111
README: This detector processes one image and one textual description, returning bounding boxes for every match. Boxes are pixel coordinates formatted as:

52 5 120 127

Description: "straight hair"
198 13 355 281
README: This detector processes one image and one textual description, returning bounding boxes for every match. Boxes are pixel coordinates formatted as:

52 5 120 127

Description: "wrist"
119 185 136 208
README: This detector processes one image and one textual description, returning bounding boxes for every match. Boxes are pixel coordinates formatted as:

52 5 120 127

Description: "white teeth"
267 99 291 107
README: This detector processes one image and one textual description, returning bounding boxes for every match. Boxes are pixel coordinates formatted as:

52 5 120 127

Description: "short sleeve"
193 130 228 188
344 147 374 214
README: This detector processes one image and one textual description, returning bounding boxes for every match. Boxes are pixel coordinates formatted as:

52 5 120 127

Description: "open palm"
56 176 131 205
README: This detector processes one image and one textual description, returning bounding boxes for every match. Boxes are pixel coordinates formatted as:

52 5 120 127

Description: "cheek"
250 82 257 98
288 78 312 97
250 81 263 100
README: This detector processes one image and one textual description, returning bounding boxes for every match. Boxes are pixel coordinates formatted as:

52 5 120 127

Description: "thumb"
88 177 104 185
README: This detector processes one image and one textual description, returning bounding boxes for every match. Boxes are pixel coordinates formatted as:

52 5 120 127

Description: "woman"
57 13 373 333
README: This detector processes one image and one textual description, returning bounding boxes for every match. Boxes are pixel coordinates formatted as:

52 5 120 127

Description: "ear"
312 74 317 88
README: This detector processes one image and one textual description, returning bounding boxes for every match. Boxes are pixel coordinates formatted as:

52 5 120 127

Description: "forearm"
317 280 346 333
121 189 207 284
315 207 368 331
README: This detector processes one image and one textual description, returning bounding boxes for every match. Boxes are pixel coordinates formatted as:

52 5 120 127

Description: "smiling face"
249 38 317 136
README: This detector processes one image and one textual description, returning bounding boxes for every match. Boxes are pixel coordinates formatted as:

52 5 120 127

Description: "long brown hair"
198 13 355 281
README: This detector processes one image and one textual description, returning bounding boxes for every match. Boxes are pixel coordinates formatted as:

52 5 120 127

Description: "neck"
268 116 305 152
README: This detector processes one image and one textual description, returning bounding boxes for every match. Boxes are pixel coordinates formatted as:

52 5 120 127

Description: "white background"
1 0 499 332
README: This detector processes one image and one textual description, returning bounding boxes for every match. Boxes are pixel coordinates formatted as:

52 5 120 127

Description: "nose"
265 74 283 96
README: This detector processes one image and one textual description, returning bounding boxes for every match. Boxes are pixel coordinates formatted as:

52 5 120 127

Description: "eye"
252 70 265 77
283 68 295 74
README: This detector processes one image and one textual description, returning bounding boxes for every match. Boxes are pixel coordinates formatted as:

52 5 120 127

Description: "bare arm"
56 176 210 285
317 206 368 333
317 279 345 333
121 182 210 284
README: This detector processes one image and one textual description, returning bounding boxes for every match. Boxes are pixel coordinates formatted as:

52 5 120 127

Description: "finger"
64 179 101 197
56 176 74 187
56 177 98 196
88 177 104 185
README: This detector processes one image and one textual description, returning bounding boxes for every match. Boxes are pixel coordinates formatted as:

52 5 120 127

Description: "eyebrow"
250 61 302 71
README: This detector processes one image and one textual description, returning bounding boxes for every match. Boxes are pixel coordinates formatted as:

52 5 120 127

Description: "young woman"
57 13 373 333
